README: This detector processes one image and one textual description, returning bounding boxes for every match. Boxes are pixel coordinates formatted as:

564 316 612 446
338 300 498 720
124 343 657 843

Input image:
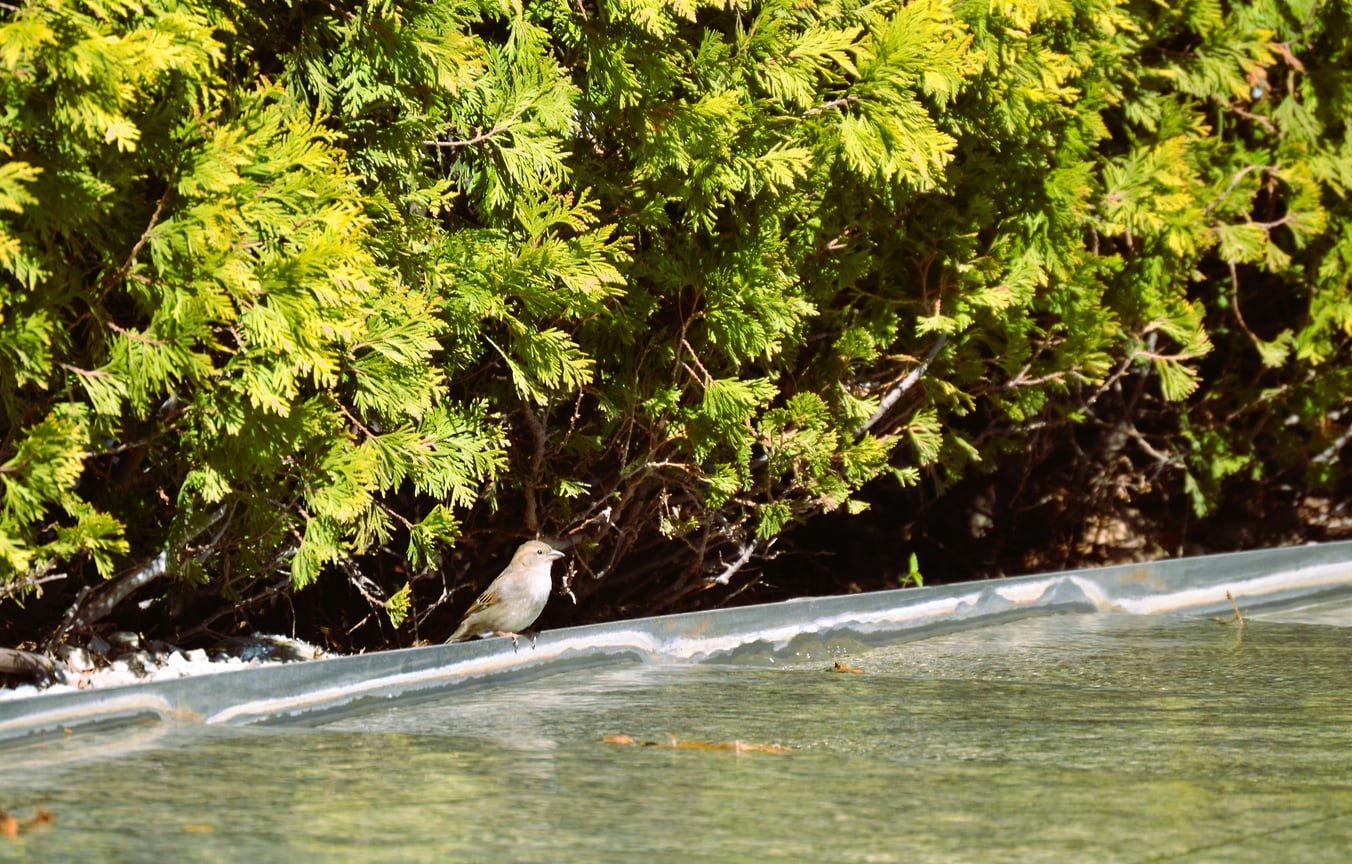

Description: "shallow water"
3 609 1350 862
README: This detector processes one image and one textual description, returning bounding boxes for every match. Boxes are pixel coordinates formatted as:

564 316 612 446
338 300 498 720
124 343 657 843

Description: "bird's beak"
547 549 565 561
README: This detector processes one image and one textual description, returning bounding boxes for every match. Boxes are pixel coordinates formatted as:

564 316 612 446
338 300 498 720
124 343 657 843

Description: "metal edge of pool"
2 540 1351 743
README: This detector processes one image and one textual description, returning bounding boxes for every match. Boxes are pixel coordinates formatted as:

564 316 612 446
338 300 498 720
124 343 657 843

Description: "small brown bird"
446 540 564 649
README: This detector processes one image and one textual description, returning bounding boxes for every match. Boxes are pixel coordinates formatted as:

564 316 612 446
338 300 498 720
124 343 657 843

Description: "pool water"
3 608 1350 862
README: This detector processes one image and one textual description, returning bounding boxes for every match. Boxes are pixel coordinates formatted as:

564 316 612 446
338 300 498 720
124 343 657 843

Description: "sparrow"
446 540 564 649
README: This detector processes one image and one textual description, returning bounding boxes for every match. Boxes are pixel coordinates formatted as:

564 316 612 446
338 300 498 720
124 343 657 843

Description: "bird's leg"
495 630 521 651
524 629 539 649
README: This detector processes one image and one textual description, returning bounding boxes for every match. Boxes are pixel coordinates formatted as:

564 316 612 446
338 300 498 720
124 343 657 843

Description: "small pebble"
108 631 141 652
149 639 182 658
164 651 191 670
100 662 139 687
124 651 155 676
56 645 94 673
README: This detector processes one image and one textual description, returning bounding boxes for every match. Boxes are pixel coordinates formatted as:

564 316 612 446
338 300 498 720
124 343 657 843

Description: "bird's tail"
445 621 473 644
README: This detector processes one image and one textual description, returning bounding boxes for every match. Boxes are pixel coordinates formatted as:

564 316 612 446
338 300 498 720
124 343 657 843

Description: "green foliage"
902 552 924 588
3 0 1352 637
385 582 413 629
0 0 503 601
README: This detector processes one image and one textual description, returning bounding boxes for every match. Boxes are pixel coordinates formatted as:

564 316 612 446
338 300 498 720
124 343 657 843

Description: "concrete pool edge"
3 540 1351 741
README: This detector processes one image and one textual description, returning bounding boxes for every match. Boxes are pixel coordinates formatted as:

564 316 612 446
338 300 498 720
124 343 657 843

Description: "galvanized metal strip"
2 540 1351 742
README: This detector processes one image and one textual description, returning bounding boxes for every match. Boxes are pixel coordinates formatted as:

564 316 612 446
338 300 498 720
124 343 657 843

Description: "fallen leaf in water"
183 824 216 833
719 740 792 754
831 661 863 674
0 808 54 839
603 735 790 753
671 737 717 750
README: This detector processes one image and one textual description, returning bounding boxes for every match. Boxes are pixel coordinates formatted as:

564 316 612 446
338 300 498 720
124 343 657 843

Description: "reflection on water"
3 611 1350 863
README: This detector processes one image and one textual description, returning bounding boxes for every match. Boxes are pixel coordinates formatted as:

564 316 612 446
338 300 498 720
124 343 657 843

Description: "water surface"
4 608 1350 862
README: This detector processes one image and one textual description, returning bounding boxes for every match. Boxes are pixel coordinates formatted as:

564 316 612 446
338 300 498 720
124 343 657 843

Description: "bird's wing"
463 583 501 616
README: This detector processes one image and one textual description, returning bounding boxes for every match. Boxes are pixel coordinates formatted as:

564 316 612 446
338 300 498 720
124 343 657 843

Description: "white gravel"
0 634 331 701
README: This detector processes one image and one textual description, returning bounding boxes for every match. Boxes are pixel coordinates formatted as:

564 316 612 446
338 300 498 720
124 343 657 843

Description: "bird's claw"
494 630 539 652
